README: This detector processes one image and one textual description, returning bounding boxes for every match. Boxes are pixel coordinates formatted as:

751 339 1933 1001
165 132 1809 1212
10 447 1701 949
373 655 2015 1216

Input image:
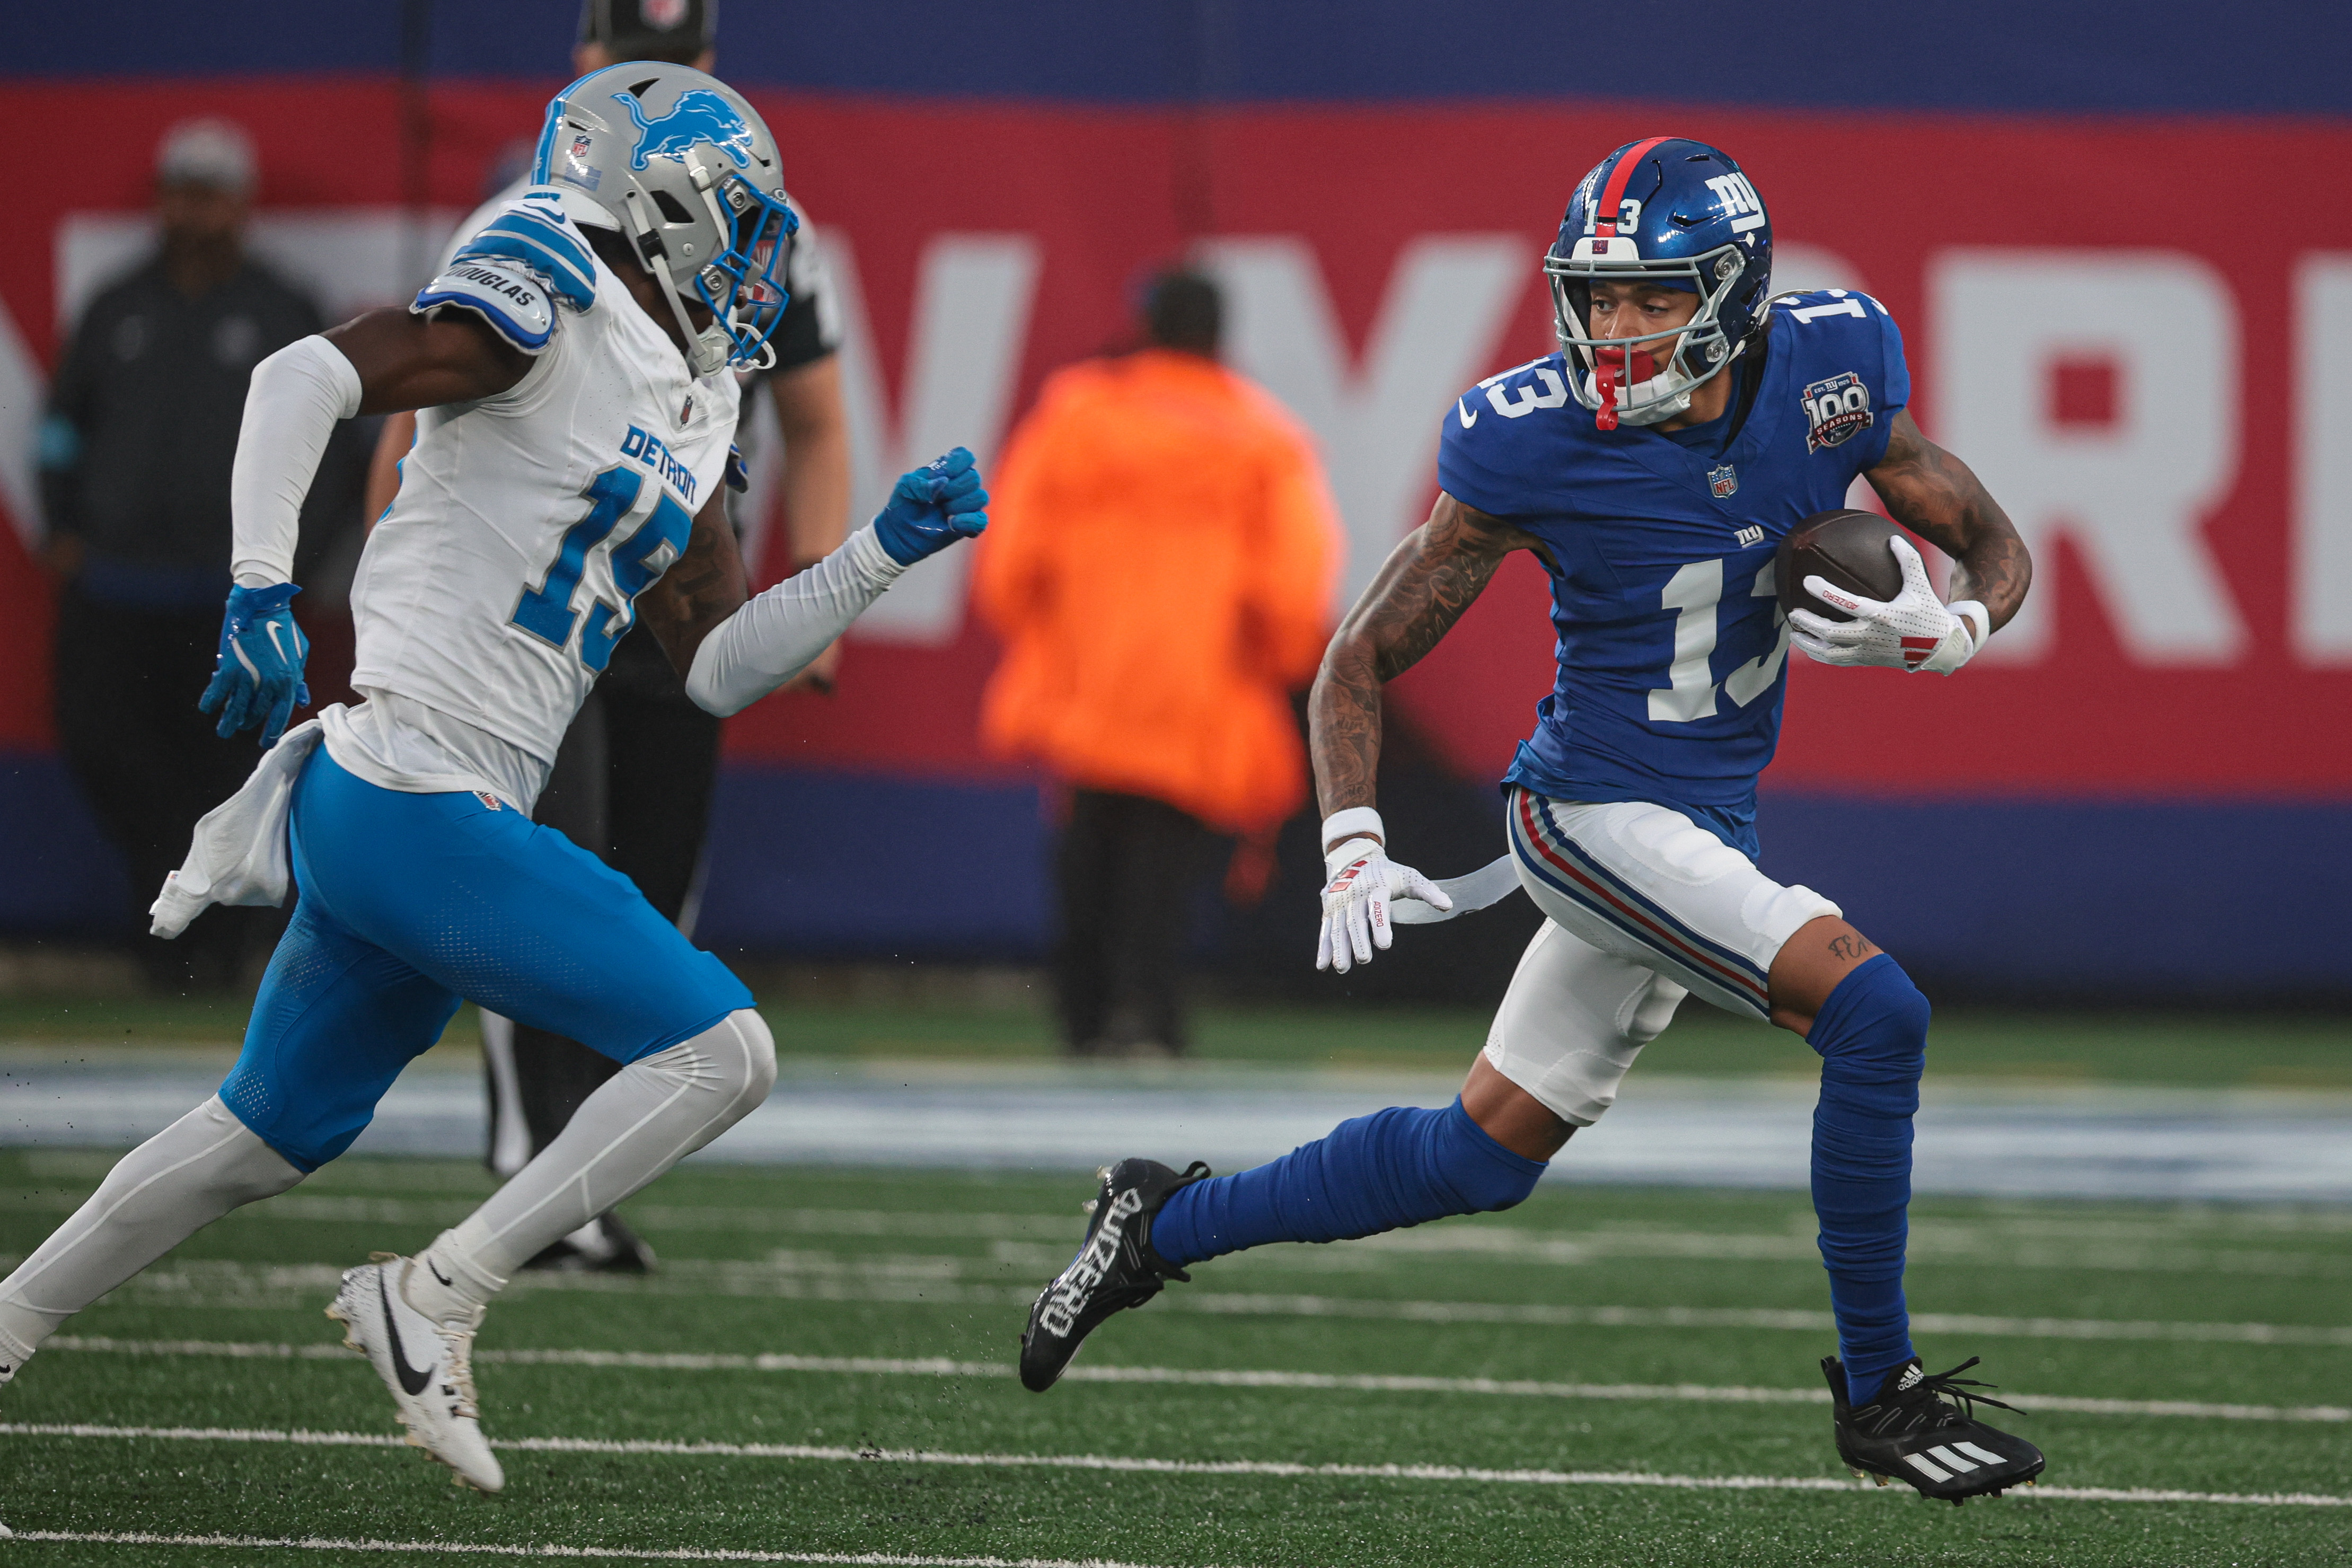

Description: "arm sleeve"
228 335 363 587
684 525 905 716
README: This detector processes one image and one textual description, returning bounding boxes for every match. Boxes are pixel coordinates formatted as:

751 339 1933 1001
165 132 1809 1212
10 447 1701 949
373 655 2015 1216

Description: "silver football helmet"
531 61 798 376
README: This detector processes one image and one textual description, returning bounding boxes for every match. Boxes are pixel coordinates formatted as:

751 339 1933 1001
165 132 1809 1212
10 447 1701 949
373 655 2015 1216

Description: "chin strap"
624 188 732 377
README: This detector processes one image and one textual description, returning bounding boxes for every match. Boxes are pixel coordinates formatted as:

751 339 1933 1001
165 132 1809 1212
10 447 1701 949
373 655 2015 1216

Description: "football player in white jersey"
0 65 985 1495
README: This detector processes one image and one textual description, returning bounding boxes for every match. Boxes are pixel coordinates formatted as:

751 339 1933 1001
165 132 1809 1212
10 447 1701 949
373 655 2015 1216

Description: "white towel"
149 718 325 938
1388 853 1526 925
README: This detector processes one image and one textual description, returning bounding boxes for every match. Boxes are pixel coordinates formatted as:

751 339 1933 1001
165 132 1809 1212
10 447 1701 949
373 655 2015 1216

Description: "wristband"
1950 600 1991 649
1320 806 1384 852
1323 836 1384 879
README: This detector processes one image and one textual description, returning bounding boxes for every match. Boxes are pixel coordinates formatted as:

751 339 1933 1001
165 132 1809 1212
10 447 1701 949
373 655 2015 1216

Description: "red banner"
7 83 2349 798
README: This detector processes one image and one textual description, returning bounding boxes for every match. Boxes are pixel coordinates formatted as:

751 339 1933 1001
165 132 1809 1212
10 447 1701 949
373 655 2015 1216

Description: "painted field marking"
1169 1291 2352 1349
74 1257 2352 1347
23 1186 2352 1264
42 1336 2352 1424
0 1530 1188 1566
3 1421 2345 1509
7 1191 1077 1241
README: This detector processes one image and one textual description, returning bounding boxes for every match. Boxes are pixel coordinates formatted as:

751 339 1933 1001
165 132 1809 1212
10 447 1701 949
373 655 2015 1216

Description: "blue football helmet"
1544 137 1774 429
530 62 799 376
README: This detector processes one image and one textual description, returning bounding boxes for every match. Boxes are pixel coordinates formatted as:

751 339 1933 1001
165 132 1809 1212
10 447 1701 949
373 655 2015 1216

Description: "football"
1775 508 1906 622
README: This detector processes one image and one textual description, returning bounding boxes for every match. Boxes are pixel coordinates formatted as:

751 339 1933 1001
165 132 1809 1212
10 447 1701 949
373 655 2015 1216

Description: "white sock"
412 1009 775 1316
0 1096 303 1364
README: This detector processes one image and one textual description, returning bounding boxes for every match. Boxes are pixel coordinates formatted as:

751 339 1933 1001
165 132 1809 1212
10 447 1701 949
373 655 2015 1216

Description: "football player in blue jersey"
1021 137 2042 1504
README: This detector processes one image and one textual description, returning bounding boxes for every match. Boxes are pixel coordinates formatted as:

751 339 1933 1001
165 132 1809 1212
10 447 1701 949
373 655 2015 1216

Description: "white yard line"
42 1336 2352 1424
1 1422 2344 1508
73 1256 2352 1346
0 1530 1190 1566
1173 1291 2352 1347
22 1188 2352 1270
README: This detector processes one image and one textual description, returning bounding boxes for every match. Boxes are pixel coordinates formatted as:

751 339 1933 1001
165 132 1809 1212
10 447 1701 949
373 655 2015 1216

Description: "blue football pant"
219 748 753 1171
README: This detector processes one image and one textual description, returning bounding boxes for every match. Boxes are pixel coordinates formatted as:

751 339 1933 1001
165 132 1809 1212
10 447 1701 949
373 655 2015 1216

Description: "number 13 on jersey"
1646 556 1790 723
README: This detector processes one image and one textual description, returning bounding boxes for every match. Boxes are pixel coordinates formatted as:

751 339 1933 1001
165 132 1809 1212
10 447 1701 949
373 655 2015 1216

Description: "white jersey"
346 187 740 783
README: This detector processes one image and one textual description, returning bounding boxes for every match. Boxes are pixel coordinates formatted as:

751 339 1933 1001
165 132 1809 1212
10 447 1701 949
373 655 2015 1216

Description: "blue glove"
199 582 312 748
871 446 990 566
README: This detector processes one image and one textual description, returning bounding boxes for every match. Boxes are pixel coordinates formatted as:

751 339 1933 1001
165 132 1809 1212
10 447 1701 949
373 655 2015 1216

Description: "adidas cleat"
328 1254 504 1493
1019 1158 1209 1392
1826 1354 2045 1505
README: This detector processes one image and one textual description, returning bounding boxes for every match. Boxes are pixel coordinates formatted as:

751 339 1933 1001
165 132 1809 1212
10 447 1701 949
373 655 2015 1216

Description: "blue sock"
1150 1098 1545 1269
1808 953 1928 1400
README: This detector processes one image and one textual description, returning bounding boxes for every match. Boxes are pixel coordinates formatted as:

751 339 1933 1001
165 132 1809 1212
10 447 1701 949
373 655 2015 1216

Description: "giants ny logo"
1802 371 1875 453
1703 172 1768 234
614 89 756 171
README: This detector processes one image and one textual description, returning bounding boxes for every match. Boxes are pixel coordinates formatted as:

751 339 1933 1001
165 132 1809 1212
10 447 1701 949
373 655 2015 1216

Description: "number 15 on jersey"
510 465 692 672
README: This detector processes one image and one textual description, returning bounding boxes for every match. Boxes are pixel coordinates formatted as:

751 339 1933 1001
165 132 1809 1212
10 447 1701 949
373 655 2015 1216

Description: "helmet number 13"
1645 557 1790 723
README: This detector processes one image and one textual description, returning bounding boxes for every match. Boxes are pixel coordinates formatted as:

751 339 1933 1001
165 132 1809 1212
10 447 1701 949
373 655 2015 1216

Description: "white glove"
1789 534 1989 675
1315 809 1452 973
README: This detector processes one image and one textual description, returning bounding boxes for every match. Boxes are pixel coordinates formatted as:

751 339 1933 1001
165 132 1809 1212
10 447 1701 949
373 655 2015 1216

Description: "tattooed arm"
636 487 750 679
1310 491 1542 840
1863 408 2032 631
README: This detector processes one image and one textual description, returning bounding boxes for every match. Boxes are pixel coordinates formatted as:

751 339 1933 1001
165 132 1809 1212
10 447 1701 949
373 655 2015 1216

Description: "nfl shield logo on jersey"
1708 464 1739 498
1802 371 1875 453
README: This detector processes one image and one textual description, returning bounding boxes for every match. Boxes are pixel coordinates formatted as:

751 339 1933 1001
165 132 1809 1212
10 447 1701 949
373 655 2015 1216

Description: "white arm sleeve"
685 526 906 717
229 335 363 588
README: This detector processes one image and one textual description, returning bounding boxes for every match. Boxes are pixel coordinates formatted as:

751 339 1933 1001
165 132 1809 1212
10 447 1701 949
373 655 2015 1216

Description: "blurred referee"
362 0 850 1270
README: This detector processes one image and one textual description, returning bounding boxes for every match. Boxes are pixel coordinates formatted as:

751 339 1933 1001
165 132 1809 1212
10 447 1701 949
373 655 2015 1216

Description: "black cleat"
1019 1158 1210 1392
522 1211 658 1274
1827 1355 2046 1505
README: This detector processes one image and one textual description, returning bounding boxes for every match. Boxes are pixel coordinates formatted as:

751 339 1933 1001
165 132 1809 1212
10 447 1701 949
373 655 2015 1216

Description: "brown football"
1776 509 1905 622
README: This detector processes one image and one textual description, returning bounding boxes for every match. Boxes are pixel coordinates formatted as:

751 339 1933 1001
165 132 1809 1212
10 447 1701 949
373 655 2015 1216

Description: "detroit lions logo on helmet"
613 89 756 171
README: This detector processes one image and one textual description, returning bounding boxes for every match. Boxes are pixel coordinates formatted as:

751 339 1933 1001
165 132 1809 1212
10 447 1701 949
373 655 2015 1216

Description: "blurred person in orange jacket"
976 270 1342 1058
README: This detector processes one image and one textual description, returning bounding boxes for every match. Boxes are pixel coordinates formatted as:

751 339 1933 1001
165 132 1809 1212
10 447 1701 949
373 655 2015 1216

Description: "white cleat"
328 1254 503 1493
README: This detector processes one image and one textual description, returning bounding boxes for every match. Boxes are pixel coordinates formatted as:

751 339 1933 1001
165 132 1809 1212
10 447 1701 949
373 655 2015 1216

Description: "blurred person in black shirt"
38 119 359 992
360 0 851 1270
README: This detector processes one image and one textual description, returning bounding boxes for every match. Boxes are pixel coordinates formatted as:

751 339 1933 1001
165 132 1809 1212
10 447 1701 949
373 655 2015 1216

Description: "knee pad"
1485 921 1687 1126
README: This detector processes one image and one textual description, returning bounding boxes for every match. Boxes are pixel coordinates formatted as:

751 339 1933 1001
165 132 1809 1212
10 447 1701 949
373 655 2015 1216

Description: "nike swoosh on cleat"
377 1274 436 1397
428 1259 454 1289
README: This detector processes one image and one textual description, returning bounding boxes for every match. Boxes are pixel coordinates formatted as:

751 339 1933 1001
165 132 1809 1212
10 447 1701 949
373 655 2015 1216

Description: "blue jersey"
1437 290 1910 850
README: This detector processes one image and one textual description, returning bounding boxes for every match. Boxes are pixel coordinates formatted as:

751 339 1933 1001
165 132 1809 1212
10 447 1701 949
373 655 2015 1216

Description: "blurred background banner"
3 1 2349 998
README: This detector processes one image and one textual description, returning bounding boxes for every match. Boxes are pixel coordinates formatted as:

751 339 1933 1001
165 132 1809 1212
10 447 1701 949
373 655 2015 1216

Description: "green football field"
2 1146 2347 1567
